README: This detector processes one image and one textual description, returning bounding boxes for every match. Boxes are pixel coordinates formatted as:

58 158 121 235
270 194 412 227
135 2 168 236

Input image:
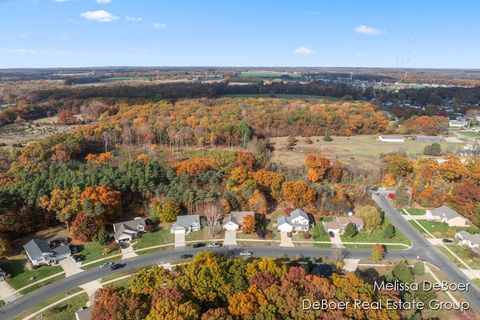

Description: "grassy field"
19 274 65 295
0 259 63 290
403 208 426 215
220 93 339 101
341 217 411 246
78 242 120 262
134 229 174 249
458 131 480 138
409 220 480 238
270 135 463 170
438 244 480 269
102 76 149 82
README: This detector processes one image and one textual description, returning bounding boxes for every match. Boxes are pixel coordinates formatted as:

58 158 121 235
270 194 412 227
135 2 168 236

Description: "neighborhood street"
1 194 479 318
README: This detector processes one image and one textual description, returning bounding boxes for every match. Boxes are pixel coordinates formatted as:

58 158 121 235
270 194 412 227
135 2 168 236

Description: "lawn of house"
0 259 64 290
340 218 411 246
185 226 224 242
78 242 121 263
403 208 426 215
438 244 480 269
410 220 479 238
134 228 174 249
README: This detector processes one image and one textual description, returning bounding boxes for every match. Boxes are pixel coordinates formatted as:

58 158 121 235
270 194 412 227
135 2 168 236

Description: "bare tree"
198 200 223 238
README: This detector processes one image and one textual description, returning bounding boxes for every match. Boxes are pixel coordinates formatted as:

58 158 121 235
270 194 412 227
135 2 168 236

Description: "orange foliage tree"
282 181 316 207
248 190 268 215
241 215 257 234
174 157 218 176
305 155 330 183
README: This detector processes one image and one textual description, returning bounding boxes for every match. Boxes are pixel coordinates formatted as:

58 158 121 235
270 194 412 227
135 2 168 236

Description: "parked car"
111 263 126 270
120 242 129 249
192 242 206 248
328 231 335 238
239 250 252 256
208 242 222 248
180 254 194 259
72 255 83 263
70 245 78 254
442 238 454 244
100 262 115 269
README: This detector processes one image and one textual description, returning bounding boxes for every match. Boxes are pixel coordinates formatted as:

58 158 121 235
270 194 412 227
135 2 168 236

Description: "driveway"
279 232 294 247
59 257 82 277
121 243 138 259
331 232 344 248
223 230 237 246
0 281 22 303
174 230 186 248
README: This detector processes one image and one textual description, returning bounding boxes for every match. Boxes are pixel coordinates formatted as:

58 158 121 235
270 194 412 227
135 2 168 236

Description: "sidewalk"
279 232 294 247
0 281 22 303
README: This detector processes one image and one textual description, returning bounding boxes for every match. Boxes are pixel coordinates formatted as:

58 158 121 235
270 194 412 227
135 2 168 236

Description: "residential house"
113 217 146 243
449 119 468 128
378 135 405 143
277 208 310 233
426 205 470 227
323 216 364 235
455 231 480 254
223 211 255 231
23 238 72 266
170 215 201 234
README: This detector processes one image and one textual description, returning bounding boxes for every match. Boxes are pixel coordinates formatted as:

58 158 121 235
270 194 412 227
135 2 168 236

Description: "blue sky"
1 0 479 68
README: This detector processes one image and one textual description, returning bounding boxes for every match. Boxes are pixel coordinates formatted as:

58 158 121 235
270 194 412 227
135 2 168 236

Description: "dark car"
180 254 194 259
328 231 335 238
192 242 206 248
442 238 454 244
111 263 126 270
69 245 78 254
72 254 83 263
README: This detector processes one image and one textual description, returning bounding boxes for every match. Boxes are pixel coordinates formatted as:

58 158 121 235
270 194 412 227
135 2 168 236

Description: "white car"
208 242 222 248
239 250 252 256
99 262 114 269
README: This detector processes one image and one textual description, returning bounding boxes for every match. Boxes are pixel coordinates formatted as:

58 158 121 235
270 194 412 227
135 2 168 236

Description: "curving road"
0 194 479 318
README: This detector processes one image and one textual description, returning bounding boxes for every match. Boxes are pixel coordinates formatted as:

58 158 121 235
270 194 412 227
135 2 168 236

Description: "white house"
113 217 146 243
223 211 255 231
277 209 310 233
426 205 470 227
23 239 72 266
449 120 468 128
455 231 480 254
170 215 201 234
323 216 364 235
378 135 405 143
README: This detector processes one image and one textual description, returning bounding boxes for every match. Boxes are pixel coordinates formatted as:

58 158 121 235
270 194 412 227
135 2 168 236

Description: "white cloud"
53 0 70 2
152 22 167 29
354 25 381 35
96 0 112 3
294 46 314 55
80 10 118 22
125 16 143 22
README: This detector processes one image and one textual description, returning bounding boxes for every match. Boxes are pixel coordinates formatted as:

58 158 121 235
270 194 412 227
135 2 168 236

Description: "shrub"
323 135 333 142
304 137 313 144
413 262 425 276
383 224 396 239
423 143 442 156
97 228 110 246
303 232 312 239
343 223 358 238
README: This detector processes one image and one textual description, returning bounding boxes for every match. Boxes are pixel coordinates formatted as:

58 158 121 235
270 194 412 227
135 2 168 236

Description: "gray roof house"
223 211 255 231
23 239 71 266
456 231 480 254
170 215 201 234
427 205 470 227
113 217 146 243
277 209 310 233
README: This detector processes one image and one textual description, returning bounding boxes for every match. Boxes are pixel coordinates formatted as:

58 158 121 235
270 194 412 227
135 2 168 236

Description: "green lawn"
412 220 449 237
0 259 64 290
185 227 224 242
438 245 480 269
459 131 480 138
19 274 65 295
134 228 174 249
404 208 426 215
38 293 89 320
311 223 331 242
341 218 411 246
78 242 120 262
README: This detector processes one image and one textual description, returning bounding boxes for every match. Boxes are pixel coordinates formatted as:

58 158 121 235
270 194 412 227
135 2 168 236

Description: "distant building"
413 135 446 143
378 135 405 143
23 239 72 266
323 216 364 235
170 215 201 234
426 205 470 227
223 211 255 231
449 120 468 128
113 217 146 243
277 209 310 233
455 231 480 254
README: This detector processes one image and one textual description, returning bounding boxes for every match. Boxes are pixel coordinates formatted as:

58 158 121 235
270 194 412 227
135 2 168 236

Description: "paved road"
373 193 480 313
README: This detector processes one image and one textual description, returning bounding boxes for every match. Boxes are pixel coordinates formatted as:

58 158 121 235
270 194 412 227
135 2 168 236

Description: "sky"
0 0 479 69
